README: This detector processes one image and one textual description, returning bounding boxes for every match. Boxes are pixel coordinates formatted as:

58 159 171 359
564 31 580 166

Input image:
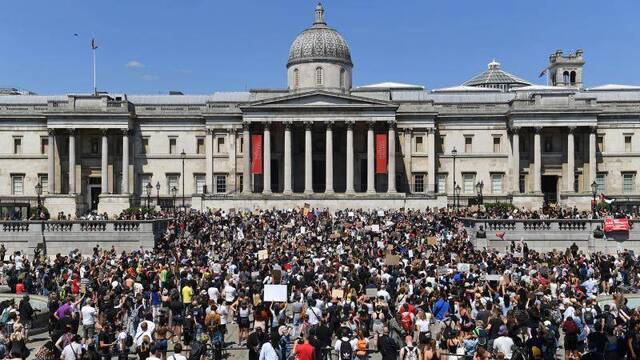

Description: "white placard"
348 211 354 217
408 250 414 258
377 210 385 217
301 226 306 234
484 274 501 281
263 285 287 302
372 224 380 233
457 263 471 273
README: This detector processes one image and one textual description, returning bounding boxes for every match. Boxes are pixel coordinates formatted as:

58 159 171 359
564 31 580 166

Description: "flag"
538 67 548 78
600 193 615 204
91 38 98 50
375 133 388 174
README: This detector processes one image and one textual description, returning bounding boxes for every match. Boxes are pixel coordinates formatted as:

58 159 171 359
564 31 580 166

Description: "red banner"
604 217 630 233
375 133 388 174
251 134 263 174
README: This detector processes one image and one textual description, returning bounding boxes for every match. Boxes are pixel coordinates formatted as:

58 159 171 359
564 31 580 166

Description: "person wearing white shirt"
167 343 187 360
259 338 280 360
60 335 84 360
80 299 97 339
306 304 322 326
134 320 155 347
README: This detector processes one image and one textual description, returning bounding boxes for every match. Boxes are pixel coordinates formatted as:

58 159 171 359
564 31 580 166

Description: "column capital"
509 126 520 135
533 126 543 134
303 121 313 129
47 129 56 136
120 129 132 136
324 121 334 129
367 120 376 128
345 120 355 129
263 121 271 130
589 126 598 134
387 120 397 129
67 128 77 136
242 121 251 130
206 128 215 135
229 127 239 135
283 121 292 129
567 126 577 134
100 129 109 136
426 128 435 134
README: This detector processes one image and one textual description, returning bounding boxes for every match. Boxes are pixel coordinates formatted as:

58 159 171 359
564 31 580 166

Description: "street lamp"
475 181 484 205
451 147 458 207
35 183 42 211
145 182 153 209
171 186 177 210
155 181 161 208
454 184 461 209
181 149 186 210
591 180 598 215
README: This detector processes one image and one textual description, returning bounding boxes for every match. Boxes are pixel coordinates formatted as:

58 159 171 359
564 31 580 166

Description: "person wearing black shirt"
247 326 264 360
378 327 400 360
587 323 608 355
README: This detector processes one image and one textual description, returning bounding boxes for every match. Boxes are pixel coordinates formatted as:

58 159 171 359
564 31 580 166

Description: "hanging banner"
375 133 388 174
251 134 263 174
603 217 630 233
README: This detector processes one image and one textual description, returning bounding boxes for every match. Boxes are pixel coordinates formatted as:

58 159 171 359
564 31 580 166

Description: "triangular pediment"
244 90 396 109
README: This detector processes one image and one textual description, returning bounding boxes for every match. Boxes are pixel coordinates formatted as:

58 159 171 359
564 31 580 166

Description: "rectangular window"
217 137 226 153
39 174 48 195
493 137 501 153
13 137 22 154
41 137 49 155
436 174 446 193
519 174 526 193
239 137 244 154
196 137 205 155
595 173 606 194
167 174 180 194
169 137 177 154
597 136 604 153
413 173 425 193
216 175 227 193
238 174 243 192
623 172 636 194
11 175 24 195
140 174 152 195
463 173 475 194
625 135 632 152
574 173 580 193
464 136 473 153
194 174 206 194
414 136 424 153
141 137 149 154
491 173 503 194
437 135 445 154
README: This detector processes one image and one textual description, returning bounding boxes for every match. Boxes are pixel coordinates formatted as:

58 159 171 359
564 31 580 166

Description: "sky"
1 0 639 95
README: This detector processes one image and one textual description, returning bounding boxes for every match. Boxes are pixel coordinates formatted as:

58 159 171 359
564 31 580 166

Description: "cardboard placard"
263 285 287 302
457 263 471 273
258 249 269 260
408 250 414 258
371 224 380 233
385 254 400 266
366 288 378 298
427 236 437 246
253 293 261 306
484 274 502 281
377 210 385 217
348 211 354 217
331 289 344 299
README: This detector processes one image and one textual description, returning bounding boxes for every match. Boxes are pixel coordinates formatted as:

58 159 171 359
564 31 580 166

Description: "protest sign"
385 254 400 266
331 289 344 299
366 288 378 298
457 263 471 272
427 236 437 246
371 224 380 233
263 285 287 302
484 274 502 281
258 249 268 260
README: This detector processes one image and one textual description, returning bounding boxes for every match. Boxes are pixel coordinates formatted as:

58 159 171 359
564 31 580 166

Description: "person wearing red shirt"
293 335 315 360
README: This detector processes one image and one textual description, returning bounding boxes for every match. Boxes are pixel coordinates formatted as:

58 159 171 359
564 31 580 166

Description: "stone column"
205 129 213 194
427 128 436 193
566 127 575 192
101 130 109 194
367 122 375 193
242 122 251 194
533 127 542 193
589 127 597 187
68 130 76 194
47 130 55 194
403 129 413 193
304 122 313 194
511 128 520 193
387 122 396 193
346 121 355 194
325 122 334 194
283 122 292 195
121 130 129 194
228 129 237 193
263 123 272 194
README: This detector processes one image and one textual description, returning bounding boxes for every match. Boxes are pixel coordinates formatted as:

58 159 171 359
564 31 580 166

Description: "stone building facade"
1 4 640 216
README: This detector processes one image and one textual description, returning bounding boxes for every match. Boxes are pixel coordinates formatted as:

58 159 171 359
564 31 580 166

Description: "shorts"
564 334 578 351
238 317 250 329
156 339 168 352
173 315 184 326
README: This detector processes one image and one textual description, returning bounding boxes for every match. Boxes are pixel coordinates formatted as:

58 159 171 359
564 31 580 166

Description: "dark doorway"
271 159 279 192
360 159 367 192
541 175 558 204
90 187 101 211
313 160 325 193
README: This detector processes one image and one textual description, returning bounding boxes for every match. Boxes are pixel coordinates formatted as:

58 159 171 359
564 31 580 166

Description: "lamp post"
171 186 177 211
454 184 461 210
475 181 484 205
145 182 152 209
181 149 186 210
591 180 598 215
451 147 458 207
35 183 42 214
155 181 161 208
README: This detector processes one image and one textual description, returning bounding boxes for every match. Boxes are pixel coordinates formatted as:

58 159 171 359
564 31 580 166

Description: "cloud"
125 60 144 68
140 74 158 81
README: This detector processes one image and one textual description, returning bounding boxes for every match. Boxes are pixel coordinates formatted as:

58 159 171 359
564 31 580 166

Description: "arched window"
570 71 577 85
293 68 299 88
563 71 570 85
316 67 323 86
340 68 345 88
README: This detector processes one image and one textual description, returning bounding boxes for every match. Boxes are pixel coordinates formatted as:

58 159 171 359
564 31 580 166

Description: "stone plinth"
97 194 131 216
511 193 544 209
44 194 82 218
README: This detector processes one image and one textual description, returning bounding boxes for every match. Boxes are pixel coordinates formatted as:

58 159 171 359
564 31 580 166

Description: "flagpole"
92 44 97 95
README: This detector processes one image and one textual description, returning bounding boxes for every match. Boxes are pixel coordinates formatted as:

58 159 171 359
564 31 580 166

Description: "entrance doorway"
541 175 558 204
89 186 101 211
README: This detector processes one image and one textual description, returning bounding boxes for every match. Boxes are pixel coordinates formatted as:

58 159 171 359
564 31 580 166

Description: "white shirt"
224 284 236 302
61 342 84 360
306 306 322 326
259 342 279 360
217 305 228 325
493 336 514 359
80 305 97 326
208 287 220 301
168 354 187 360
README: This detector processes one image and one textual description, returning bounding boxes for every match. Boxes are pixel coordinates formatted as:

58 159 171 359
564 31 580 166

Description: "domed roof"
463 60 531 89
287 3 352 68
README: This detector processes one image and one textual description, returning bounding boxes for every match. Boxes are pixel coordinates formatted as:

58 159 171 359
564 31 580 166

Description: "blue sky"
1 0 639 94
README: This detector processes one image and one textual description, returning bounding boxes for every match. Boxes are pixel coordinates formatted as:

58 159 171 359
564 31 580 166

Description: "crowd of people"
1 205 640 360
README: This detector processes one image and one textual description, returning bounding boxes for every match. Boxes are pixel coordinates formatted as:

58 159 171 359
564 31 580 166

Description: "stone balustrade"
462 218 640 254
0 219 171 254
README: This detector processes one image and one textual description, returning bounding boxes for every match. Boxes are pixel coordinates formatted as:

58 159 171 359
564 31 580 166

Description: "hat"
498 325 507 336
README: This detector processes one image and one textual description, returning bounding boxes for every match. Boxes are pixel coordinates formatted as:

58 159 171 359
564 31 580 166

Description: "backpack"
583 310 594 325
188 340 205 360
402 345 419 360
563 318 578 335
605 312 616 331
125 334 134 348
550 309 563 326
339 340 353 360
400 307 413 333
355 339 367 357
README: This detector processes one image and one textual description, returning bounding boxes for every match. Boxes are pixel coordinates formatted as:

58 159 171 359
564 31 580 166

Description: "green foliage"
484 202 516 213
594 202 612 212
30 205 49 219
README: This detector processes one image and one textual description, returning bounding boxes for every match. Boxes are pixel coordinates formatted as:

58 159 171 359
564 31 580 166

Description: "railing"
0 220 166 233
2 222 30 232
467 218 603 231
